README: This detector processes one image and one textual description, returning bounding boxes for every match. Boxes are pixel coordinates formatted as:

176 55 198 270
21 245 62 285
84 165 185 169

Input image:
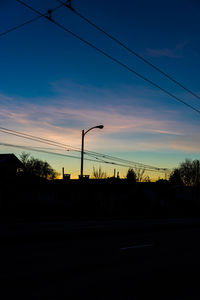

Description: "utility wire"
57 0 200 101
1 3 170 174
84 150 164 170
0 127 154 169
0 142 167 173
16 0 200 115
86 152 169 173
0 127 71 150
0 2 64 38
0 15 42 37
0 142 103 163
85 151 165 171
0 142 130 167
0 126 78 151
0 126 168 172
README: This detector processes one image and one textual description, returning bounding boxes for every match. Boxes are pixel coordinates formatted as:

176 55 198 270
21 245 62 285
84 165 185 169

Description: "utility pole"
80 129 84 177
80 125 104 178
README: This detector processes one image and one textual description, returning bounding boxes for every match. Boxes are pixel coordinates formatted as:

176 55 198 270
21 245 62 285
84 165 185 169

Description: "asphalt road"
1 220 200 299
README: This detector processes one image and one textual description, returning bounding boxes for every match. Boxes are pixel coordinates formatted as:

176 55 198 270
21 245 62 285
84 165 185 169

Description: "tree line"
18 153 200 186
93 159 200 186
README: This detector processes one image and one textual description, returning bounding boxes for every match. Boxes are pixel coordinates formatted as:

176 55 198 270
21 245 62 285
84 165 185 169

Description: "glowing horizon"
0 0 200 180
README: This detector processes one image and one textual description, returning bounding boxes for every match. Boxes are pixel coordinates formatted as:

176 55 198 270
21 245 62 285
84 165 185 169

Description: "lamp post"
80 125 104 178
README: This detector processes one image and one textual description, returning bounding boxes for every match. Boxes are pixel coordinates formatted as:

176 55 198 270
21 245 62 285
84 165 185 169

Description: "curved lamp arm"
84 125 104 135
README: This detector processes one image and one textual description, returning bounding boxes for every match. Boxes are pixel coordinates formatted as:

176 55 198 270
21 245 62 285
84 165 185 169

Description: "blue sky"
0 0 200 178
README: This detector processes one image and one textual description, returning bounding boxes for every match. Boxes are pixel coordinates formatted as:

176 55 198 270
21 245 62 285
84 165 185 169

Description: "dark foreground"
1 219 200 299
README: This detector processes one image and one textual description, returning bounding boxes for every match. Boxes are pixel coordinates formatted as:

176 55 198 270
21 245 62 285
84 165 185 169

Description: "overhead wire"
84 151 166 171
0 126 169 172
57 0 200 101
0 127 130 167
1 1 174 173
0 2 64 38
0 142 168 173
0 15 43 37
15 0 200 115
84 150 163 170
0 127 72 150
86 153 169 173
0 126 79 151
0 142 103 163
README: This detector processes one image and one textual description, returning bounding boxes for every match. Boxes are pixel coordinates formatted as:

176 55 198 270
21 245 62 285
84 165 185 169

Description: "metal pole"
80 129 84 177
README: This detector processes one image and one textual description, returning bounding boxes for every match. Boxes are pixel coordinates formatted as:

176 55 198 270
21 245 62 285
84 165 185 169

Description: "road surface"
0 219 200 299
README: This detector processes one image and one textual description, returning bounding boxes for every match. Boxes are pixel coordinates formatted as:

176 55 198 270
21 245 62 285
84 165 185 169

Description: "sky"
0 0 200 179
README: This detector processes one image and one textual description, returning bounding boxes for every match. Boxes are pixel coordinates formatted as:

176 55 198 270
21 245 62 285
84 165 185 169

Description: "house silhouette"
0 154 23 180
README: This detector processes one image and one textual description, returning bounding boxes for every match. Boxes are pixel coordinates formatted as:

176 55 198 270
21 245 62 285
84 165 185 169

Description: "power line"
0 127 71 150
16 0 200 115
0 126 78 151
0 142 168 173
57 0 200 101
0 2 64 38
85 151 166 171
0 126 156 170
1 1 172 174
0 142 102 163
0 126 169 172
0 15 42 37
86 152 169 173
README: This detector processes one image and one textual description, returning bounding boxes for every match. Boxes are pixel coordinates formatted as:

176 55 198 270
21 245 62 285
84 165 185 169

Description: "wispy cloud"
0 91 199 155
145 41 188 58
175 41 188 51
146 48 181 58
0 98 181 134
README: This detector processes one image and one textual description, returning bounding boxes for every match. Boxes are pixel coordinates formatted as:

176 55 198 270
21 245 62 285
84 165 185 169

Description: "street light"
80 125 104 178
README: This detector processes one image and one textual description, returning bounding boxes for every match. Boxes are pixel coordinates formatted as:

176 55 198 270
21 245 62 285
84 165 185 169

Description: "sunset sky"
0 0 200 178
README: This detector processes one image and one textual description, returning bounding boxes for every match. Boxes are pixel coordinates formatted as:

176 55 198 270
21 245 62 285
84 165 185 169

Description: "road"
1 220 200 299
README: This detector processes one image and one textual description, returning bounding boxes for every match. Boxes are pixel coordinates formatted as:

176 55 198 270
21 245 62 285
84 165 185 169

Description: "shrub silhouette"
126 168 136 183
169 168 184 186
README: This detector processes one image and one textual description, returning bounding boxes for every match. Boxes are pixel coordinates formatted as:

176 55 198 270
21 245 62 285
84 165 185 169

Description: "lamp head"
97 125 104 129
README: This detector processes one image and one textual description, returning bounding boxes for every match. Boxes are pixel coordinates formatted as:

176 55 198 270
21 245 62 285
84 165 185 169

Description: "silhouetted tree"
134 168 146 182
126 168 136 182
171 159 200 186
20 152 57 179
92 167 107 179
169 168 184 186
178 159 200 186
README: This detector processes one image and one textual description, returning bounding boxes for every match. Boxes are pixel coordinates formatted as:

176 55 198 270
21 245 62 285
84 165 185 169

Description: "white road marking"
120 244 153 251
